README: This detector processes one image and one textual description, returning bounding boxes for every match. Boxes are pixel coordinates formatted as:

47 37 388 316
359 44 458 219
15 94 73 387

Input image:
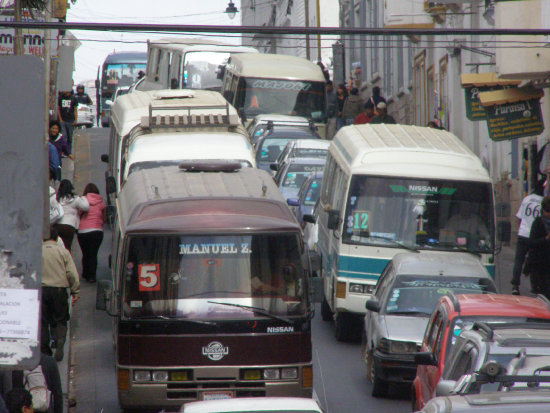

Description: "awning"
460 73 521 88
479 87 544 107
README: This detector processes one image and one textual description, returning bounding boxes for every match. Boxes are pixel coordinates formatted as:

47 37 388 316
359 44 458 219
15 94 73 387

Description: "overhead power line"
2 21 550 36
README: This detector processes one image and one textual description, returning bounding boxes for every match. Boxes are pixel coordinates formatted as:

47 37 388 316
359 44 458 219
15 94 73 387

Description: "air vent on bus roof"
178 161 242 172
153 90 196 100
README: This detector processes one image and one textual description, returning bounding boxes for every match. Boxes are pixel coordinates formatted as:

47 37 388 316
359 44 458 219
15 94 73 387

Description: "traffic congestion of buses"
90 39 550 413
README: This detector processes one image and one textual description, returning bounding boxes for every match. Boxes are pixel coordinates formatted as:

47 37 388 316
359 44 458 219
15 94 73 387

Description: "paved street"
63 127 527 413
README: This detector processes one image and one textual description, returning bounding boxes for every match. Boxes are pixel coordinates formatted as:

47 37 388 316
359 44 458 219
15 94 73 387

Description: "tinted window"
257 138 295 163
302 177 322 206
282 164 325 189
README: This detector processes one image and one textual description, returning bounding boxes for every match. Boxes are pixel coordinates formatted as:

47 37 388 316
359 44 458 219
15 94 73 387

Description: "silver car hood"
382 315 430 343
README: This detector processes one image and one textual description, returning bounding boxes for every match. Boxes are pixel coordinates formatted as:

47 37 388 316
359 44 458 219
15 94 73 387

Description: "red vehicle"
412 293 550 411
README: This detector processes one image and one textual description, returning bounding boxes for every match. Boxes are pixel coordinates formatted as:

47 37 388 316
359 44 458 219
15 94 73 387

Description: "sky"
67 0 242 83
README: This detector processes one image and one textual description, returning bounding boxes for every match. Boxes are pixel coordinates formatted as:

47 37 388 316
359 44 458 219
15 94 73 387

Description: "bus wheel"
334 312 352 341
321 297 332 321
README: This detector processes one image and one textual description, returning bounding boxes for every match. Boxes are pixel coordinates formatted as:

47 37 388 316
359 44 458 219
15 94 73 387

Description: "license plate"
202 391 233 400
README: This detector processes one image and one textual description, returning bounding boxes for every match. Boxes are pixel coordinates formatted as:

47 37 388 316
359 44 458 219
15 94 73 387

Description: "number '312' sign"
138 264 160 291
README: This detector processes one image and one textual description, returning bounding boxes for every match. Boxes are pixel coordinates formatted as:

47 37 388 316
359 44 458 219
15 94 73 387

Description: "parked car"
412 294 550 411
274 157 325 201
437 323 550 397
246 114 312 144
272 139 330 173
181 397 324 413
75 103 94 128
254 126 321 173
362 252 497 397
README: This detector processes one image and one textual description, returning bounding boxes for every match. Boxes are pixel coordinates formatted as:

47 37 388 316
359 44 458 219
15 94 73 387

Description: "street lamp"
225 1 239 20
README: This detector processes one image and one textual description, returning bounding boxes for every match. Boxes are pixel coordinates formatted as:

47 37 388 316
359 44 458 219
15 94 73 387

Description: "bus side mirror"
96 279 112 312
106 176 116 195
170 78 179 89
101 154 109 163
497 221 511 243
216 64 226 80
327 210 340 230
95 79 100 88
365 298 380 312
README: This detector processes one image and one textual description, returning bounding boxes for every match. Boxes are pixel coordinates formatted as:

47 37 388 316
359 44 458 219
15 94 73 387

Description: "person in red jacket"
77 183 106 283
353 100 375 125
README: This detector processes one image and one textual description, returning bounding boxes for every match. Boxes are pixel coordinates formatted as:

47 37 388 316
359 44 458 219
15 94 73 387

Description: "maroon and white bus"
97 163 313 411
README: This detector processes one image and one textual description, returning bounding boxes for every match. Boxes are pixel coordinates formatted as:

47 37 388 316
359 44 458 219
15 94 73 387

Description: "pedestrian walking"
525 196 550 299
54 180 89 251
335 83 348 131
354 100 375 125
325 81 338 138
47 141 61 187
77 183 106 283
74 84 92 105
57 91 77 151
370 102 396 124
342 87 364 126
511 190 543 294
41 226 80 362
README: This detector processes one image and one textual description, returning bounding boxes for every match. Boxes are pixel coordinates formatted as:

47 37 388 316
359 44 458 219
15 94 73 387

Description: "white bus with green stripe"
314 124 495 341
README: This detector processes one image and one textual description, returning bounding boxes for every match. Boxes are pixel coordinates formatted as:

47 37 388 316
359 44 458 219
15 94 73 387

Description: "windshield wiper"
128 314 216 325
436 242 481 257
364 234 419 253
207 301 294 325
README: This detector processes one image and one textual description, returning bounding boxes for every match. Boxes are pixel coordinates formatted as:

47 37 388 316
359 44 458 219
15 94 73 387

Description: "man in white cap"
370 101 396 124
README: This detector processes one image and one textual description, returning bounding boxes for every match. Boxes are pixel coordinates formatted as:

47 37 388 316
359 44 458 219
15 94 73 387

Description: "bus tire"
334 312 351 341
321 297 332 321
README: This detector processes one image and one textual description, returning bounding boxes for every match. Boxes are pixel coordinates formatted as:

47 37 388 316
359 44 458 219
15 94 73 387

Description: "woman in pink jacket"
77 183 106 283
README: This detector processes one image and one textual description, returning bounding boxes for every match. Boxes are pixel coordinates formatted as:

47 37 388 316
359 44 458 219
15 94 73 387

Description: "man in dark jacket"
527 196 550 298
370 102 396 124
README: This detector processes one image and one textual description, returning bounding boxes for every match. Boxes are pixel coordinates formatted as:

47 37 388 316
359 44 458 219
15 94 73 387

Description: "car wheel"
370 350 389 397
411 385 418 412
321 296 332 321
334 312 351 341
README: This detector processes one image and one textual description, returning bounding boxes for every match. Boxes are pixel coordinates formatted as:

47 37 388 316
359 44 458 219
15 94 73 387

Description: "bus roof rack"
178 161 242 172
141 102 240 129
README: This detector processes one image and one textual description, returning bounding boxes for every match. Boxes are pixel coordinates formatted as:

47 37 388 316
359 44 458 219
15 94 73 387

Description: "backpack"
24 364 51 412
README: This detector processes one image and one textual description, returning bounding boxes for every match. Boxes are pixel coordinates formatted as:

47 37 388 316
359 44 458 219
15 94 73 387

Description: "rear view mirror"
100 154 109 163
287 198 300 207
327 209 340 230
436 379 457 397
415 352 436 366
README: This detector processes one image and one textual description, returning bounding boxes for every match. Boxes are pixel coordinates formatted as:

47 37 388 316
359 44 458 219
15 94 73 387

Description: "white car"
76 103 94 128
247 114 312 144
181 397 324 413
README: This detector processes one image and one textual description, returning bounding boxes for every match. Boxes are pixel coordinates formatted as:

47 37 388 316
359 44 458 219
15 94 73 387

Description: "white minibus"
221 53 328 137
314 124 496 341
101 89 247 206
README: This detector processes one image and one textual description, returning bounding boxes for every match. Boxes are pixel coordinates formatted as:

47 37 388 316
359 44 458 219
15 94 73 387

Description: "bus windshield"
343 176 495 253
235 77 326 121
122 234 306 320
102 62 146 93
183 51 232 90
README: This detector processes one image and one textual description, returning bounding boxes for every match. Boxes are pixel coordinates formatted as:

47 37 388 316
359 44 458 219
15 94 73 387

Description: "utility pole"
13 0 24 55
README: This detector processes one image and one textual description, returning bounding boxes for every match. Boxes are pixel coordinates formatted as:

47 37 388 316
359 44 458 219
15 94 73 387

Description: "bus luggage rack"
141 103 241 129
166 380 266 400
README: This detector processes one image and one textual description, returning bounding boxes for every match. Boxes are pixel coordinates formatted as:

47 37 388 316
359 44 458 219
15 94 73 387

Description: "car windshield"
122 234 307 320
303 177 322 206
343 175 495 253
384 276 495 315
236 77 326 121
282 163 325 190
257 138 298 163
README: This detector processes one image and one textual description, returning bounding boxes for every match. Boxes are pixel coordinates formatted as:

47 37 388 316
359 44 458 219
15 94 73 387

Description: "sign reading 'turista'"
478 87 544 142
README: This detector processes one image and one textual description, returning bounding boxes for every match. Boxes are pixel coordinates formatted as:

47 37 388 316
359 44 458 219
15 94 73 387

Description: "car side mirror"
287 198 300 207
106 176 116 195
100 154 109 163
436 379 457 397
303 214 317 224
365 298 380 312
327 209 340 230
270 163 279 171
415 351 436 366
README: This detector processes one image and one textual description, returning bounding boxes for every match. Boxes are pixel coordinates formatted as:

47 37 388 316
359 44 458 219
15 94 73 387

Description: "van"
97 163 314 411
314 124 496 341
221 53 328 137
101 89 248 206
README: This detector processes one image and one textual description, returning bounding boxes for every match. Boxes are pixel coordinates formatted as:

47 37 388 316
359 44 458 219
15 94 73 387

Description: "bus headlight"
263 369 280 380
152 371 169 382
281 368 298 379
134 370 151 382
349 283 374 294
